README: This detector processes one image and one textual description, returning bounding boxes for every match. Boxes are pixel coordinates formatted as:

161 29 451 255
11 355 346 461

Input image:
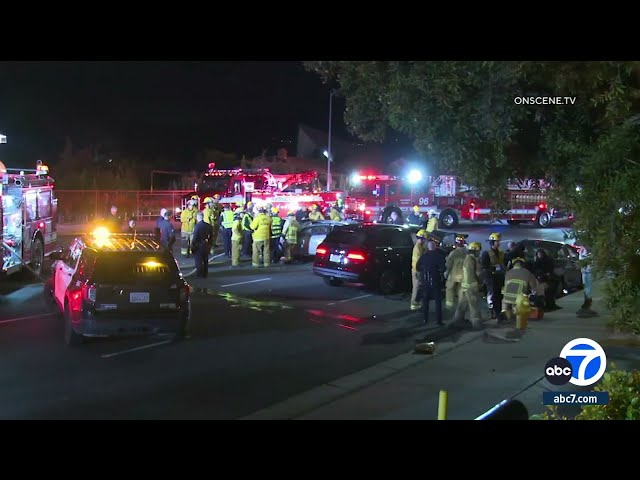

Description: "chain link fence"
56 190 192 224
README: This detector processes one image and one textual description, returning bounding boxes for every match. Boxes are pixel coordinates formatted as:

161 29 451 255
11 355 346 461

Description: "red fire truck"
180 163 336 213
344 171 568 228
1 160 58 278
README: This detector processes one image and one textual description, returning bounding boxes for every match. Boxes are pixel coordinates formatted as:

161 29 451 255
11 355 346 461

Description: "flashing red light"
538 203 546 209
346 252 366 261
208 162 216 169
365 210 371 215
38 221 44 229
316 247 328 255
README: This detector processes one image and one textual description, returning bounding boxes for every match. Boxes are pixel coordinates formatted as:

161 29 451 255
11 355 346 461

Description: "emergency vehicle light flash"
408 169 423 184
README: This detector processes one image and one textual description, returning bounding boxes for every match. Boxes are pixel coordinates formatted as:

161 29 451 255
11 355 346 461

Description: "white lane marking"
181 253 226 277
101 340 172 359
220 278 271 288
327 294 372 306
0 312 57 325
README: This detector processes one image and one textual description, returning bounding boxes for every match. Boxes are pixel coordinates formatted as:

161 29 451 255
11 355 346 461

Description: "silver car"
297 220 352 258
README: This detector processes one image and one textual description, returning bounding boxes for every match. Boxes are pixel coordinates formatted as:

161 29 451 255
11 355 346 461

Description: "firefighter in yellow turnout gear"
180 197 198 257
426 209 438 233
231 209 244 266
308 204 324 221
500 257 540 324
242 202 254 256
445 235 467 309
452 241 484 329
202 195 222 252
410 229 427 310
250 206 272 267
282 211 299 263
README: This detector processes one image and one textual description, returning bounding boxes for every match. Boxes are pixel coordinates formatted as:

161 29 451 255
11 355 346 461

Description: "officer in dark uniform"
192 211 213 278
416 240 446 325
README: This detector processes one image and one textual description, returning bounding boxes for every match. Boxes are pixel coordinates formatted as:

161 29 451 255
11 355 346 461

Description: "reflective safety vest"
242 213 253 231
308 211 323 221
284 218 299 243
231 218 243 240
221 210 235 229
446 247 467 283
180 207 197 234
329 209 341 221
271 216 283 238
488 248 505 267
502 266 539 304
250 213 272 241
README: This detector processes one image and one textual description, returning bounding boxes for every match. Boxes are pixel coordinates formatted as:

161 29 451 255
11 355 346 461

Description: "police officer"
158 210 175 251
416 240 446 325
192 211 213 278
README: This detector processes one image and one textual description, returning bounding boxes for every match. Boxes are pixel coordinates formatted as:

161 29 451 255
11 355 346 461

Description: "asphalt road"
0 220 575 419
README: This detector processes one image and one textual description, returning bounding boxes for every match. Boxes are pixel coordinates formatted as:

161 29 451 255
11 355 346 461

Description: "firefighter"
308 204 324 221
282 211 300 263
250 205 272 267
242 202 254 256
480 232 506 320
410 229 427 311
231 208 244 267
426 209 438 233
500 257 540 323
202 197 215 251
329 204 342 221
210 194 223 248
405 205 424 228
452 241 483 329
180 198 198 257
192 211 213 278
220 203 235 259
416 240 446 326
445 235 468 310
270 207 284 263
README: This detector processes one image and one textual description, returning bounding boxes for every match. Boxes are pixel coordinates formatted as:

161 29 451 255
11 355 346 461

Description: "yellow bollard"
438 390 448 420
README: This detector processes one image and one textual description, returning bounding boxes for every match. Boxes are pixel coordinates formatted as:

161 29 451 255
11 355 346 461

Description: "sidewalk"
243 280 638 420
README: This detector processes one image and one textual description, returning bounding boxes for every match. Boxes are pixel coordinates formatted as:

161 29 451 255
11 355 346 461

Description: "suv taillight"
316 246 328 256
69 285 96 312
346 251 366 261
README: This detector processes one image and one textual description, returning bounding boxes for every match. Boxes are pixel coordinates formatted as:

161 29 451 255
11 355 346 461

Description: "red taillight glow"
538 203 546 209
38 221 45 229
70 285 96 312
365 210 371 215
346 252 366 261
316 247 328 255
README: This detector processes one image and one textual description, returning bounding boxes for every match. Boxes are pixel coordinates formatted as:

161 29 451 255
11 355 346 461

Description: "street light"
326 89 338 191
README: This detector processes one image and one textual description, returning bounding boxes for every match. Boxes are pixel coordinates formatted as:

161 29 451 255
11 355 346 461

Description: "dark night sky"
0 61 403 168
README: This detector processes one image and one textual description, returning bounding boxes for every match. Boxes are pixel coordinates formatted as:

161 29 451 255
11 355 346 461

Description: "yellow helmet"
271 207 279 215
235 208 244 214
312 204 318 210
455 234 466 245
213 194 221 200
468 241 482 251
191 195 199 200
247 201 253 208
489 232 501 241
288 211 295 216
416 229 427 239
413 205 420 213
203 197 213 204
236 201 243 207
512 257 526 266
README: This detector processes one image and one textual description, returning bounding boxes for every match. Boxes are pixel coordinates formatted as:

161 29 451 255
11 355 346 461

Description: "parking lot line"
220 278 271 288
0 313 57 325
101 340 173 359
327 294 372 306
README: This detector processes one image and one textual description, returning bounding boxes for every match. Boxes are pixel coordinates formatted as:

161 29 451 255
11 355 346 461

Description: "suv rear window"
91 252 179 284
324 228 367 246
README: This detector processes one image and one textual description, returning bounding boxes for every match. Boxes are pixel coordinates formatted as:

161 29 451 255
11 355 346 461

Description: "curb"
240 328 486 420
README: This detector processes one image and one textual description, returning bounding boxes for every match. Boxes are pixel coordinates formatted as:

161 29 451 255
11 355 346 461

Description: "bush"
531 363 640 420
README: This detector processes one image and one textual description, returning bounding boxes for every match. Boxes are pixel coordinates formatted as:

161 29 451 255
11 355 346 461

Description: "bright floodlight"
351 173 361 184
408 169 423 184
323 150 329 158
0 133 6 144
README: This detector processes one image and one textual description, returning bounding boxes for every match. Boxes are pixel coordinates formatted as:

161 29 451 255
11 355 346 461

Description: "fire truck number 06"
418 197 430 206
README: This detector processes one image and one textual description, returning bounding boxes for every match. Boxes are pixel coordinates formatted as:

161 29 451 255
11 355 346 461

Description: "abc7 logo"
545 338 607 386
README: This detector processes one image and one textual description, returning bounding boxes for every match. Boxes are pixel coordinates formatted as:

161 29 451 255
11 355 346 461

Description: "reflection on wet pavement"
192 288 294 313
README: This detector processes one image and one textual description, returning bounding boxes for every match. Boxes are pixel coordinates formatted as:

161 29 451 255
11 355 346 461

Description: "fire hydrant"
515 293 530 330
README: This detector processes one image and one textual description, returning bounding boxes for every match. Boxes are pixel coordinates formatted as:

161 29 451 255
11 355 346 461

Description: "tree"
305 61 640 331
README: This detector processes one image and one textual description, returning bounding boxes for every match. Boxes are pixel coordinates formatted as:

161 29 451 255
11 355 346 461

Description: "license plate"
329 254 342 263
130 292 150 303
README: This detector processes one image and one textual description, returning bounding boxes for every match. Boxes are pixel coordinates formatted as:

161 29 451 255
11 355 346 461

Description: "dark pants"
423 285 443 324
270 237 281 263
194 244 209 278
222 228 232 258
242 231 253 256
486 272 505 318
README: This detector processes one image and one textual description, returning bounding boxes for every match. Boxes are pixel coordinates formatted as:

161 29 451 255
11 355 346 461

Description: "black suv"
313 223 414 294
45 231 191 346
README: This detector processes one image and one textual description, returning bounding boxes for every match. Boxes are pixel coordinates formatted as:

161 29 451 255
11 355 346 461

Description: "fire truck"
1 160 58 278
180 163 336 214
344 172 568 228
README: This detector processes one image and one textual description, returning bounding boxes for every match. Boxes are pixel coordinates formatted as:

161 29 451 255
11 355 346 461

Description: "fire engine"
344 171 568 228
1 159 58 278
180 163 337 214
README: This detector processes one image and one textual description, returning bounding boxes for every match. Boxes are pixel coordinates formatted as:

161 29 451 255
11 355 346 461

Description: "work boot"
410 303 421 311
